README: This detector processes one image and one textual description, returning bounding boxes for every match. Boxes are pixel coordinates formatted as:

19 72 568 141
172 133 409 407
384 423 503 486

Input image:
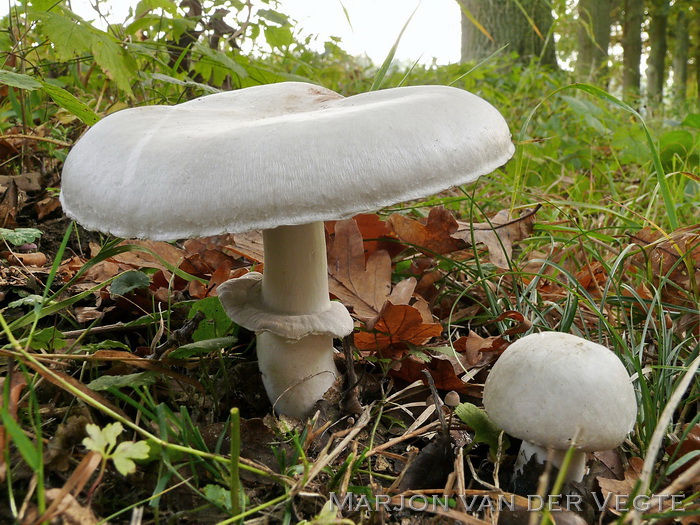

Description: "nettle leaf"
112 440 151 475
111 270 151 296
91 34 137 95
0 227 42 246
35 11 94 60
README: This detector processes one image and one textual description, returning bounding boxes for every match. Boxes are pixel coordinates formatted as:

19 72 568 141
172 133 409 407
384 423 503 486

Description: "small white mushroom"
483 331 638 483
60 82 514 418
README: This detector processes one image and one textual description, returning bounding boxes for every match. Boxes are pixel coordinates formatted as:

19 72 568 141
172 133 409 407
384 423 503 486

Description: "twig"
422 370 448 436
0 134 72 147
290 406 372 498
340 335 362 415
366 420 441 458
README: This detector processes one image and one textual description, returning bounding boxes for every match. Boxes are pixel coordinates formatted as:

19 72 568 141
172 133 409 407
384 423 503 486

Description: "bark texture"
576 0 612 81
672 6 689 104
646 0 670 106
621 0 643 98
459 0 557 66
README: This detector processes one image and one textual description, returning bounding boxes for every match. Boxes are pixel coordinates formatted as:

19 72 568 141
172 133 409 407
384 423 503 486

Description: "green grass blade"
370 5 419 91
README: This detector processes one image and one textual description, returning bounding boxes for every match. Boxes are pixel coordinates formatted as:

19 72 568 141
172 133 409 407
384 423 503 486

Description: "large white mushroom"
483 331 638 484
60 82 514 418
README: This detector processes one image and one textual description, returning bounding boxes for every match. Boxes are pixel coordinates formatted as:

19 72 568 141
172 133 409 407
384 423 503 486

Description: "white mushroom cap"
60 82 514 241
483 332 637 452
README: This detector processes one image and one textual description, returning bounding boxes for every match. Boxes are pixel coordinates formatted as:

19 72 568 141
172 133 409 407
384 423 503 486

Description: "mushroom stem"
514 442 587 484
257 221 340 417
256 332 338 416
261 222 330 314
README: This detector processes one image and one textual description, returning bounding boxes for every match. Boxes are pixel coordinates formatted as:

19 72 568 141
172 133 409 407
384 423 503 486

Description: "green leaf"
0 70 42 90
264 25 293 49
91 34 136 95
0 72 100 125
28 327 66 351
39 81 100 125
454 403 509 455
111 270 151 296
0 227 42 246
135 0 178 17
34 11 94 61
203 484 232 510
83 340 132 352
370 6 418 91
681 113 700 129
7 294 46 310
88 371 158 391
112 440 151 475
170 336 237 358
188 296 233 341
660 129 695 164
150 73 221 94
83 422 123 456
1 408 40 470
257 9 289 26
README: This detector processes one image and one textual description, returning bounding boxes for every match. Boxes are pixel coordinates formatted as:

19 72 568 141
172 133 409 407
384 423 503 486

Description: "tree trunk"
672 6 689 105
576 0 612 81
646 0 669 108
458 0 557 67
621 0 643 98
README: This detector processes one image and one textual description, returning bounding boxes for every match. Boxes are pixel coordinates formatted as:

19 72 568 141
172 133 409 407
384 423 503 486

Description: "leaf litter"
4 189 700 523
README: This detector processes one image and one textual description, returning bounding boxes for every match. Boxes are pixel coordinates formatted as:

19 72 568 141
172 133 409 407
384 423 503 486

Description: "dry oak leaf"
453 206 540 268
596 457 644 514
354 300 443 351
327 218 392 320
109 239 186 272
666 423 700 481
388 206 464 255
628 225 700 307
327 218 442 350
390 349 477 393
327 213 404 259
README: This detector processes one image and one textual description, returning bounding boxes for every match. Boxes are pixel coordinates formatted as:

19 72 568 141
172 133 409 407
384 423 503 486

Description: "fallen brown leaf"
453 207 539 268
327 213 404 259
628 225 700 308
354 301 443 351
389 206 464 255
1 251 47 266
328 218 392 320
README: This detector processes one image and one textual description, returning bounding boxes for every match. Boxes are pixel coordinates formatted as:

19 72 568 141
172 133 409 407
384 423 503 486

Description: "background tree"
576 0 612 81
646 0 670 107
458 0 557 67
621 0 643 99
671 2 690 105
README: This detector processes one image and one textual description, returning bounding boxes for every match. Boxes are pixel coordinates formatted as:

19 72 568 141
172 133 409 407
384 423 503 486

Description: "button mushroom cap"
60 82 515 418
483 331 637 481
